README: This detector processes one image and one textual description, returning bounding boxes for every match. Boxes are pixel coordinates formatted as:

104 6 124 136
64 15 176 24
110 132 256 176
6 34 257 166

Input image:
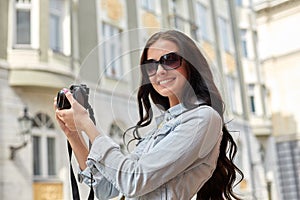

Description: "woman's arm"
55 92 222 198
54 95 119 199
87 106 223 198
54 101 89 170
67 132 89 170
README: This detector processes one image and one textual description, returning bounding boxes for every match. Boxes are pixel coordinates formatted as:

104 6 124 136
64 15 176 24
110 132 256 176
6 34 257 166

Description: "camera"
56 84 90 110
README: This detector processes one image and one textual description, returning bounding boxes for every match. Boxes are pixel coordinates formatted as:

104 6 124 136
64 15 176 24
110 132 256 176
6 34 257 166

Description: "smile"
158 78 175 85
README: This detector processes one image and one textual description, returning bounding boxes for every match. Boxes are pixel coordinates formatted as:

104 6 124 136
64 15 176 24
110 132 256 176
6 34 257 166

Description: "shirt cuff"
78 162 104 186
88 135 120 162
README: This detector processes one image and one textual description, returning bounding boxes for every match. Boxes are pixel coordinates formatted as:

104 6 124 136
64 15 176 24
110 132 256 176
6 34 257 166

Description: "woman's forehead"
147 40 179 59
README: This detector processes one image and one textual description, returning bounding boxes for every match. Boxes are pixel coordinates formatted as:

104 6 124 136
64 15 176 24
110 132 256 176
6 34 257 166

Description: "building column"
39 0 49 62
0 0 8 60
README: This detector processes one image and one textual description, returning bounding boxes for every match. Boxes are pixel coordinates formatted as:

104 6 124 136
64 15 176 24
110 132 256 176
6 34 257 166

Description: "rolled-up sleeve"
78 158 120 200
86 106 222 198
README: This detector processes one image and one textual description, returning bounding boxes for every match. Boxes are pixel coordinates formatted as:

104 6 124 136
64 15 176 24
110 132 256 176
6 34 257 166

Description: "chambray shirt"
79 103 223 200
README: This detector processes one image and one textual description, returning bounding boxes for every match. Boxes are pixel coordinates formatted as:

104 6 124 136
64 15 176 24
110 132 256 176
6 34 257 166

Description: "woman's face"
146 39 188 107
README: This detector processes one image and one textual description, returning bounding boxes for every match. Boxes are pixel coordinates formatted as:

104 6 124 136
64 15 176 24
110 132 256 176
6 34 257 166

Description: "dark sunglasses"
142 52 182 76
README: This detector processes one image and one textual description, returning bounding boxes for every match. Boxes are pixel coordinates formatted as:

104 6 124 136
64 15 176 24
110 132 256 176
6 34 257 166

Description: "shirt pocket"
152 123 175 148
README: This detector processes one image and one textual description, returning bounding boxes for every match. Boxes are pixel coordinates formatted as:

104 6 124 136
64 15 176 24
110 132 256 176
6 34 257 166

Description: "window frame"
226 75 243 115
32 113 58 180
235 0 243 7
13 0 32 48
248 83 256 114
101 22 123 79
49 0 64 53
240 29 248 58
195 2 211 42
141 0 156 12
218 16 231 52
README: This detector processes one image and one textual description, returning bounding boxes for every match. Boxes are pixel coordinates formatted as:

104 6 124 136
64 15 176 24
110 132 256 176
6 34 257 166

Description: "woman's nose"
156 64 167 76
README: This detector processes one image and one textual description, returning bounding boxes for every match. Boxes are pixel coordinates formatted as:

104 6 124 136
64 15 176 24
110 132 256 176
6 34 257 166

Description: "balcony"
249 115 272 137
8 48 75 89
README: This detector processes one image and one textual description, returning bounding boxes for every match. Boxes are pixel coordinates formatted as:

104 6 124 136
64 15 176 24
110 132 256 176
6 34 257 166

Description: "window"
276 140 300 200
196 3 210 41
218 17 230 52
15 0 32 46
240 29 248 57
49 0 64 52
227 76 243 114
227 76 237 113
141 0 155 12
33 136 41 175
235 0 243 7
102 23 123 79
32 113 57 179
248 84 256 113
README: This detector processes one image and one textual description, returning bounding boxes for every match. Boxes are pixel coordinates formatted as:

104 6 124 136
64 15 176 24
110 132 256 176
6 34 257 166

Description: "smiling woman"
54 30 243 200
143 41 187 107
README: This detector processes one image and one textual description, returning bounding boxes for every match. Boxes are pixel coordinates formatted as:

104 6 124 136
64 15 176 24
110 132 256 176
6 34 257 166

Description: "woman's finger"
65 91 76 105
53 97 58 110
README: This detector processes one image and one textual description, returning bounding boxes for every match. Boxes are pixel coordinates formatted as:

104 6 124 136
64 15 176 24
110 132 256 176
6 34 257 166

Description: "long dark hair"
136 30 243 199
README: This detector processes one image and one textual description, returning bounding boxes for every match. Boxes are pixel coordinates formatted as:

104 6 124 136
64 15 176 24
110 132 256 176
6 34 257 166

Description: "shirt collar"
155 99 206 126
165 103 187 120
154 104 186 128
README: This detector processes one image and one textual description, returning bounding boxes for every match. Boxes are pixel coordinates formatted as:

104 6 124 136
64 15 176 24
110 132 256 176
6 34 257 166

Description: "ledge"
9 68 75 89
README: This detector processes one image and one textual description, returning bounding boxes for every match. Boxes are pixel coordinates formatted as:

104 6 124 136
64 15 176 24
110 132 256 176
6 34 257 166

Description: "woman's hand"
54 91 100 143
53 93 90 170
54 91 90 132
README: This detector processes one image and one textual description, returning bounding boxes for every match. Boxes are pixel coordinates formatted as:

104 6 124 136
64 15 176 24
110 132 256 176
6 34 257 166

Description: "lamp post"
9 107 33 160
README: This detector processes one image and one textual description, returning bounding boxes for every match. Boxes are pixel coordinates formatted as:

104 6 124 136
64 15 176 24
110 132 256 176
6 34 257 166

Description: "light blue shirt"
79 103 223 200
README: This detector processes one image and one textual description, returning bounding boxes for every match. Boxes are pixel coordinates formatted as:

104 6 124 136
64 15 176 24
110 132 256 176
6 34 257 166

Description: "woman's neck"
169 95 180 107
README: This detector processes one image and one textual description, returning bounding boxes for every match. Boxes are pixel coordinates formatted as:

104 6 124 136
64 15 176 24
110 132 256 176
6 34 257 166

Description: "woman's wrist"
82 117 101 143
66 131 81 142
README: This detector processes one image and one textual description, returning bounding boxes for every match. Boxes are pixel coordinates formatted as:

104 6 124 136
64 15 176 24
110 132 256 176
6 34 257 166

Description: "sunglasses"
142 52 182 76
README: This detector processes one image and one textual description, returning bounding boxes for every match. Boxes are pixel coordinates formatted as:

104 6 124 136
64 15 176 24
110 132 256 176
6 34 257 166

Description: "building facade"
0 0 269 199
254 0 300 199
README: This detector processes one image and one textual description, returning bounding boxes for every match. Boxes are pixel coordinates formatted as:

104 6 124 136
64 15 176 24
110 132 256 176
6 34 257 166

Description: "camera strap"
68 141 94 200
68 141 80 200
68 104 95 200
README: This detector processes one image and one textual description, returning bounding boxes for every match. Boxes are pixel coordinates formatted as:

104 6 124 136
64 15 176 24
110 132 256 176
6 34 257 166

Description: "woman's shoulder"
188 104 222 122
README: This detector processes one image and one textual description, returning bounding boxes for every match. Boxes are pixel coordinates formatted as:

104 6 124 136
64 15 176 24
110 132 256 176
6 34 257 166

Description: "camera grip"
56 90 71 110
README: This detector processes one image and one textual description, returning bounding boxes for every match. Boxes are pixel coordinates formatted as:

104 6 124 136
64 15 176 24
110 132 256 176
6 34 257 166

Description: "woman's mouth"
158 78 175 85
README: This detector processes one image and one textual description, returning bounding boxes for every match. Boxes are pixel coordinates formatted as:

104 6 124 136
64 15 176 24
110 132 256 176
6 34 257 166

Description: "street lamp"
9 107 33 160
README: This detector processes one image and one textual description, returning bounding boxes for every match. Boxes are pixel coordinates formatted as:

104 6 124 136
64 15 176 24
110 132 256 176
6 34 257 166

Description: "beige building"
0 0 270 199
254 0 300 199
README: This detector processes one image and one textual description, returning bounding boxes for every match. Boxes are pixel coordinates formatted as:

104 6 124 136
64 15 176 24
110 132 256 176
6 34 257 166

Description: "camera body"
57 84 90 110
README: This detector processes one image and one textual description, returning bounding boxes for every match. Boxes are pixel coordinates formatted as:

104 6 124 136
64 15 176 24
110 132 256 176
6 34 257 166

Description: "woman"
55 30 243 199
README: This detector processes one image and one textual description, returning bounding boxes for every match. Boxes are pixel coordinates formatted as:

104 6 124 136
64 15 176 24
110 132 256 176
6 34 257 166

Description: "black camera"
56 84 90 110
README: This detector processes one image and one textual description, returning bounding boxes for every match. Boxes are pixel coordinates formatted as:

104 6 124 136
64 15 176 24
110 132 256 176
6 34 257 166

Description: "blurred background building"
254 0 300 199
0 0 298 199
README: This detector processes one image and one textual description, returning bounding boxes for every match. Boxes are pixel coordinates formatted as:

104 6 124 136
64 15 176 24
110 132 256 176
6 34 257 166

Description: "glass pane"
33 113 55 129
33 136 41 175
16 10 31 44
218 17 230 51
47 137 56 175
102 23 122 78
196 3 210 41
50 14 61 51
227 76 237 113
50 0 63 10
240 29 248 57
142 0 155 11
236 0 243 7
